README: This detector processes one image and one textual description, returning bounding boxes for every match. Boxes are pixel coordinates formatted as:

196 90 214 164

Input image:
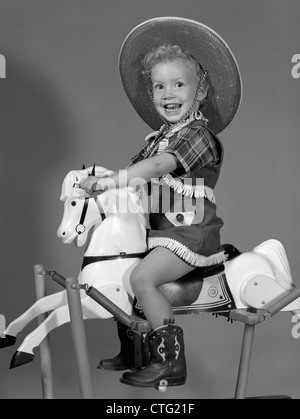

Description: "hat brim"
119 17 242 134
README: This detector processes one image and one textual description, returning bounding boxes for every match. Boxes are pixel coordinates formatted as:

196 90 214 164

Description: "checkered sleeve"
128 133 159 166
162 126 219 176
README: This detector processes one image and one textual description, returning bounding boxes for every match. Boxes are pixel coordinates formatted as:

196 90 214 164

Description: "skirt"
147 201 227 267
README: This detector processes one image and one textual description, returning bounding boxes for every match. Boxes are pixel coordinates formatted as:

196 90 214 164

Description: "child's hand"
79 176 100 195
80 171 115 196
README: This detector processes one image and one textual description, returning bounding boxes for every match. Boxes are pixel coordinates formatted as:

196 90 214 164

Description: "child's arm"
80 153 178 194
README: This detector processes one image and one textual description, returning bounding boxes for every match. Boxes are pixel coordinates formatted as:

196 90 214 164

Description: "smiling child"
80 17 242 389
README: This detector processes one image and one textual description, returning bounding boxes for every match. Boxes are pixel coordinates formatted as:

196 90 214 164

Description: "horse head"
59 164 114 202
57 165 114 247
57 166 147 250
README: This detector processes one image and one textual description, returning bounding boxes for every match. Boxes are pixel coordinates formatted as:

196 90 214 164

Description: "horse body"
168 240 298 315
1 166 299 368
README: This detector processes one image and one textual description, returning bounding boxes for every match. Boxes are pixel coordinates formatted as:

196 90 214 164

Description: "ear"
195 85 208 103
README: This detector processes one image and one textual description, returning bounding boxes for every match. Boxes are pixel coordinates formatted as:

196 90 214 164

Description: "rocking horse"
0 165 147 367
1 165 299 397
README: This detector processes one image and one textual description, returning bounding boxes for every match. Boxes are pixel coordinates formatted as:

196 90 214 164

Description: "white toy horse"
1 165 299 369
0 166 148 368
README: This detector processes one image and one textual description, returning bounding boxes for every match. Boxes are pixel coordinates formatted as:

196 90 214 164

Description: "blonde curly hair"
142 44 209 95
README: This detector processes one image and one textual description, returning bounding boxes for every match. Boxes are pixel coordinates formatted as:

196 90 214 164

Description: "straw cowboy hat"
119 16 242 134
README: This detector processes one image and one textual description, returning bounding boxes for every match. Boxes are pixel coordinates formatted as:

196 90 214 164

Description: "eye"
153 83 164 91
175 81 184 88
71 201 77 207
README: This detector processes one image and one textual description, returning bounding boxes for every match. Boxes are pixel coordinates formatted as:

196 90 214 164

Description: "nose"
57 224 66 238
162 85 175 100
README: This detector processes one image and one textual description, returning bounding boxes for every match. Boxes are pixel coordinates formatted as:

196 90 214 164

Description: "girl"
80 17 242 388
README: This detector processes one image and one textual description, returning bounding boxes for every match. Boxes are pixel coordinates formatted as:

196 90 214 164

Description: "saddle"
161 244 241 307
134 244 241 313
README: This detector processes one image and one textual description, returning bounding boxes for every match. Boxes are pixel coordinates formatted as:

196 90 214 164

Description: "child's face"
151 59 199 124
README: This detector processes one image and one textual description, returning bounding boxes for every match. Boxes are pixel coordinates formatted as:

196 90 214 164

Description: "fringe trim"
157 138 169 154
144 111 208 143
148 237 228 267
162 110 209 137
144 131 161 142
162 174 216 204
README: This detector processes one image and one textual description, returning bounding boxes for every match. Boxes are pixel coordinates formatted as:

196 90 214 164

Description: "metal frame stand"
65 277 93 399
229 285 300 399
34 267 151 399
35 265 300 399
235 323 256 399
34 265 53 399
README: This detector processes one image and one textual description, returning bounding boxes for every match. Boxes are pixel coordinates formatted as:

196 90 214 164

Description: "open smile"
163 103 182 113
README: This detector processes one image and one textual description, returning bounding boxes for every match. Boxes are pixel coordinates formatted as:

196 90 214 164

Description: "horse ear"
91 164 96 176
82 164 86 170
72 177 79 188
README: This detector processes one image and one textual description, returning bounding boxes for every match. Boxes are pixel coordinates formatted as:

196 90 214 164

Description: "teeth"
165 104 181 110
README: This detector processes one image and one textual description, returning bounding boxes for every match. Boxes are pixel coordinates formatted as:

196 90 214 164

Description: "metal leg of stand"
34 264 54 400
65 277 93 399
234 324 255 399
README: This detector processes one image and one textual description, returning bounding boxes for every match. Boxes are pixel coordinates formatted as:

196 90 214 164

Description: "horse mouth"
62 235 75 245
58 230 77 245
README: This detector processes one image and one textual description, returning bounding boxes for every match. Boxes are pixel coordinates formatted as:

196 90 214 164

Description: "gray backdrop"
0 0 300 399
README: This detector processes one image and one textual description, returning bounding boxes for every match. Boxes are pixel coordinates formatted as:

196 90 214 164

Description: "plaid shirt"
129 121 220 177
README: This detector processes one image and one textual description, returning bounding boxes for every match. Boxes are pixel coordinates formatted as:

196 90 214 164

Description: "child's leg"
130 247 195 329
122 247 192 387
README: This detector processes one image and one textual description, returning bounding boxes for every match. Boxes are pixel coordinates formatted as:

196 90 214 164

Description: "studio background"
0 0 299 399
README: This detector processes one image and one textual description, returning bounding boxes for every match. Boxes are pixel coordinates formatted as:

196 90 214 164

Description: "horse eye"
71 201 77 207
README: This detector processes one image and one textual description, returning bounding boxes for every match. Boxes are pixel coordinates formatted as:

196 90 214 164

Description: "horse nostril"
62 232 66 236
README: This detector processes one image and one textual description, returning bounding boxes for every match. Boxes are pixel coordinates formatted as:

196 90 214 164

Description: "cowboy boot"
98 321 135 371
120 320 187 388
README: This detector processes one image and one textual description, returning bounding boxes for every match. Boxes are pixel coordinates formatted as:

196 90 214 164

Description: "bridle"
75 196 106 235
